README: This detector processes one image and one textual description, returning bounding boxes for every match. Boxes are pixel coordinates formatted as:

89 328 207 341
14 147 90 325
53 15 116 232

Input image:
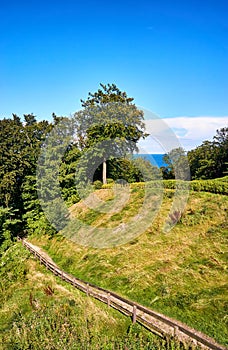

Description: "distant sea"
134 154 166 168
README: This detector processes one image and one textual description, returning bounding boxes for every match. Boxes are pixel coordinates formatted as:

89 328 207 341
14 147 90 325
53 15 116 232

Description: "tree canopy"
162 147 190 180
0 114 52 209
73 83 147 183
188 127 228 179
80 83 134 107
161 128 228 180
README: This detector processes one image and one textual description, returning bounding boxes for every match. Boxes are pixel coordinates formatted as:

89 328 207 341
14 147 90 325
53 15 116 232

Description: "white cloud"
138 116 227 153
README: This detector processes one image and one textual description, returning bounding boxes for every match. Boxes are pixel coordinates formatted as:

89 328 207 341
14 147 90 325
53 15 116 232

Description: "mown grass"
0 242 200 349
29 188 228 346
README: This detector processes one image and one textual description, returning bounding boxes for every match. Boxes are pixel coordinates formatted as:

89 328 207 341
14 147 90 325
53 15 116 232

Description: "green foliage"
80 83 134 107
106 178 114 184
162 128 228 181
93 156 161 184
188 127 228 179
0 207 21 253
190 179 228 194
59 144 81 201
0 114 52 209
93 180 103 189
162 147 190 180
0 243 29 299
22 175 57 237
74 84 147 184
0 114 54 247
132 157 162 181
36 117 78 232
106 157 142 183
127 179 228 195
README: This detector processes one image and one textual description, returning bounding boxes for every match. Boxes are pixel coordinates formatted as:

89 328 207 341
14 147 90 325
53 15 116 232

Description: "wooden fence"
20 238 227 350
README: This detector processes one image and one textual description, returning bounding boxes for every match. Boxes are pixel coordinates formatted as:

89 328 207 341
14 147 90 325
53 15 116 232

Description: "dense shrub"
129 179 228 195
102 179 227 194
93 180 103 189
106 178 114 184
190 180 228 194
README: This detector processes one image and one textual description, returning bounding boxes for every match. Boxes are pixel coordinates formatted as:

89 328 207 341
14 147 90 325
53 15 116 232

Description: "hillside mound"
30 187 228 346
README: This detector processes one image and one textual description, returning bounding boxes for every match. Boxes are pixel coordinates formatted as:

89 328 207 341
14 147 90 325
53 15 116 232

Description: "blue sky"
0 0 227 151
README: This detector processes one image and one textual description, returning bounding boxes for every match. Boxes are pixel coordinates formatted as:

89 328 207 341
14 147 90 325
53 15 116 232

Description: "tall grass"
29 189 228 346
1 243 201 349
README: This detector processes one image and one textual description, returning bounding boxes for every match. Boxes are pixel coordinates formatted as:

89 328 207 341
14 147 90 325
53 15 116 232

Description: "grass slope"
29 188 228 346
1 242 198 349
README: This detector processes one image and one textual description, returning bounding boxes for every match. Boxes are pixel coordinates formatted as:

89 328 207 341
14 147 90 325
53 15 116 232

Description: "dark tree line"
0 114 55 249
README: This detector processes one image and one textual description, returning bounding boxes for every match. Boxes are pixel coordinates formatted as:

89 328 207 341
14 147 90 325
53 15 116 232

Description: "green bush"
107 178 114 184
93 180 103 189
129 179 228 195
102 183 113 189
190 180 228 195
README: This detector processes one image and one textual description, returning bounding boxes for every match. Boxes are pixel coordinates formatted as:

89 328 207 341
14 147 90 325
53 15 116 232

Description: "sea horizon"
134 154 166 168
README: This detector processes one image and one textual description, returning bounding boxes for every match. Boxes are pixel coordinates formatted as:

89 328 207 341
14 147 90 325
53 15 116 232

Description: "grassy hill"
27 186 228 347
1 185 227 348
1 242 191 350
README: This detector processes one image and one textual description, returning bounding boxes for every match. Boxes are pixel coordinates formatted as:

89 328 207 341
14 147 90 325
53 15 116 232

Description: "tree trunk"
102 159 107 184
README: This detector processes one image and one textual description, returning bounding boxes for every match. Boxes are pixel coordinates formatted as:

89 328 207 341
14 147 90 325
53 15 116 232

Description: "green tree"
0 116 24 208
0 114 53 244
213 127 228 177
36 117 73 231
0 114 52 209
22 175 57 237
187 141 216 179
80 83 134 107
162 147 190 180
0 207 21 253
59 144 81 203
73 83 147 184
187 127 228 179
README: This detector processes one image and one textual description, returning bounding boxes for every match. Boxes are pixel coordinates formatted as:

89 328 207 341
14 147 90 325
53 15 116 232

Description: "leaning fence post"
174 326 179 337
107 293 111 307
132 305 137 324
86 283 89 296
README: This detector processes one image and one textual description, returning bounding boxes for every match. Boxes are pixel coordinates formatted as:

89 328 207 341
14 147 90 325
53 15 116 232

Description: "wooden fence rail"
20 238 227 350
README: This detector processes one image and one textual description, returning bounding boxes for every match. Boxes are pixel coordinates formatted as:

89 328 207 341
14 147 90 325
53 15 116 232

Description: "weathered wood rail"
20 238 227 350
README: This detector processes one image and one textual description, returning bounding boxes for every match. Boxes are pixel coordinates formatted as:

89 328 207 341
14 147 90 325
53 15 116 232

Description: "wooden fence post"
132 305 137 324
174 326 179 337
107 293 111 307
